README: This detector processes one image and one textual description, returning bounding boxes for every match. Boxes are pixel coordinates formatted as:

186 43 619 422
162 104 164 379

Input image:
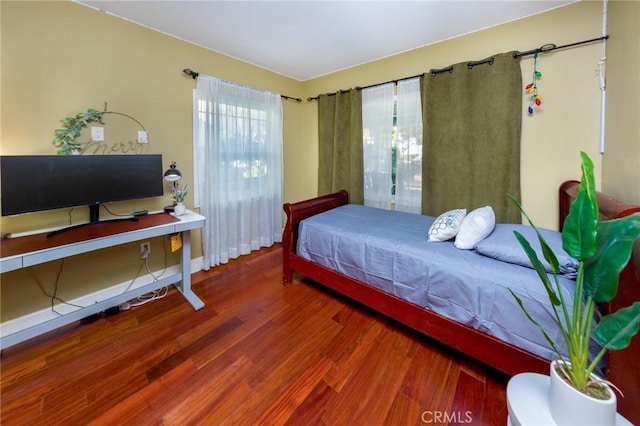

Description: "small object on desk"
132 210 148 217
174 203 187 216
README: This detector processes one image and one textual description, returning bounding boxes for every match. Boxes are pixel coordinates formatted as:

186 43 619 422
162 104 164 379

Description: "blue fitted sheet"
296 204 591 362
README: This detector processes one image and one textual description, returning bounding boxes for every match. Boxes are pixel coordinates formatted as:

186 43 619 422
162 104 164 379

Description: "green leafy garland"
52 108 104 155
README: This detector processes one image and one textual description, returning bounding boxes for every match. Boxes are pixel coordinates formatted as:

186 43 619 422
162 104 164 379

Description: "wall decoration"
525 51 543 115
52 106 149 155
52 109 104 155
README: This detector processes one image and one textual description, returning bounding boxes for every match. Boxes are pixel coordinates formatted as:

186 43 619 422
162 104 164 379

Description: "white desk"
0 211 205 349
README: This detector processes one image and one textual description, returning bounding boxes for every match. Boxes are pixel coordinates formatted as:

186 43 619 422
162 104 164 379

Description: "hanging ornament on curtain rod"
524 50 544 115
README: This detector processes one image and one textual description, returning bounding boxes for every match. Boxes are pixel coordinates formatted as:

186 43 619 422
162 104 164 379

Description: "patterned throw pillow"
428 209 467 242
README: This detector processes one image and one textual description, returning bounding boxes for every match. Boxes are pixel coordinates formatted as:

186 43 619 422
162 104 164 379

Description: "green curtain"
317 90 364 204
421 52 522 223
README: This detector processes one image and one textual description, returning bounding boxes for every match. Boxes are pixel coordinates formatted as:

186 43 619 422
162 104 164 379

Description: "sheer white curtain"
362 83 394 209
395 78 423 213
193 75 283 269
362 80 422 212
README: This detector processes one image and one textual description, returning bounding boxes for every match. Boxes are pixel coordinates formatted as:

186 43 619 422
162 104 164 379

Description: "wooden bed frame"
283 180 640 423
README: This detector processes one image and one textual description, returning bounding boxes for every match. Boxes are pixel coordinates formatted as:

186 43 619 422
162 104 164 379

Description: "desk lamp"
163 161 182 213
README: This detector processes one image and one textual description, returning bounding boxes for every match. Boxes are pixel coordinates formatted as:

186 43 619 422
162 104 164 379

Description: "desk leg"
174 230 205 310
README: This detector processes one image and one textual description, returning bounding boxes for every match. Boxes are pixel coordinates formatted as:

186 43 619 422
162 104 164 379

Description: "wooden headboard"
559 180 640 423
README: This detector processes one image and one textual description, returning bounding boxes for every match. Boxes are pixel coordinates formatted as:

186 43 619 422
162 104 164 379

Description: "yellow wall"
300 1 634 229
2 1 638 322
0 1 303 320
602 0 640 204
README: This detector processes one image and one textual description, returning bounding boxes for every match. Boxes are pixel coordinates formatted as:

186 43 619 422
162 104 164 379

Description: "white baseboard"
0 256 204 341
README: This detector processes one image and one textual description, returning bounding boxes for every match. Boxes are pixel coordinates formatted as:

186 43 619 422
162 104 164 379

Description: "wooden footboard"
283 182 640 423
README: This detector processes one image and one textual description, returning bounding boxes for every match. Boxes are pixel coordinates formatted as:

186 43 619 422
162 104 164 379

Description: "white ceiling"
76 0 574 81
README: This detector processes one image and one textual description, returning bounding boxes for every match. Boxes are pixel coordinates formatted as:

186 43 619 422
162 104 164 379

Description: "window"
362 78 422 213
193 76 283 268
195 101 272 196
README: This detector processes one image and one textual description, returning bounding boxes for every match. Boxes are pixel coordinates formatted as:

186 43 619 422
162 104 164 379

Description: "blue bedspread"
296 204 590 362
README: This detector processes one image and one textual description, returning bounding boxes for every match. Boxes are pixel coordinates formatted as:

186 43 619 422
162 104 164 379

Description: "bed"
282 180 640 422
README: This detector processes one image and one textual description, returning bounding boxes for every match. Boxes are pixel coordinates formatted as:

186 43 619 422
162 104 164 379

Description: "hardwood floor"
1 245 509 425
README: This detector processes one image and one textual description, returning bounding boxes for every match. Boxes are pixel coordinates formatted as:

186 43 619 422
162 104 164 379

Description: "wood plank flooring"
1 244 509 425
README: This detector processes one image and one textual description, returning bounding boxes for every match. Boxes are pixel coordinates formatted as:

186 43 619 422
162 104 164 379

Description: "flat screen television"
1 155 164 224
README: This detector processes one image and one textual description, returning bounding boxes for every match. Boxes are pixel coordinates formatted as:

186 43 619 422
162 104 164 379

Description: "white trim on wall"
0 256 204 342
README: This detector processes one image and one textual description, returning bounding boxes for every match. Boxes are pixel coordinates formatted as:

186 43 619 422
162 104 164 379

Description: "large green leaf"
509 289 563 355
507 194 560 274
583 213 640 302
537 231 561 274
562 153 598 260
595 302 640 350
580 151 597 202
514 232 561 305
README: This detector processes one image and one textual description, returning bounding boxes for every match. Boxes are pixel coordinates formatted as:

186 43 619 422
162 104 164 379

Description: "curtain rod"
306 73 425 102
306 57 494 101
182 68 302 103
307 34 609 102
512 35 609 58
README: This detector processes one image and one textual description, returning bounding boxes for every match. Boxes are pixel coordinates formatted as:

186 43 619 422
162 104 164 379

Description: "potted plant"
509 152 640 425
52 108 103 155
171 184 188 215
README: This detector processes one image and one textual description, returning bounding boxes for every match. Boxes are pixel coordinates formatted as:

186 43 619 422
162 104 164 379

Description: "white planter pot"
549 360 616 426
174 202 187 216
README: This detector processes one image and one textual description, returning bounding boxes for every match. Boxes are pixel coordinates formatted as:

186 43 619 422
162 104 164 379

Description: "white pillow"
454 206 496 249
428 208 467 242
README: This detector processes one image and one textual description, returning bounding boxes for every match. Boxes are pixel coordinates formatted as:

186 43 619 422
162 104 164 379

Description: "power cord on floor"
125 286 169 308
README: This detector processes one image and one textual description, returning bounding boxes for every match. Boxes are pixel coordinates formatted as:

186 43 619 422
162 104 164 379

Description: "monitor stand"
46 204 138 238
